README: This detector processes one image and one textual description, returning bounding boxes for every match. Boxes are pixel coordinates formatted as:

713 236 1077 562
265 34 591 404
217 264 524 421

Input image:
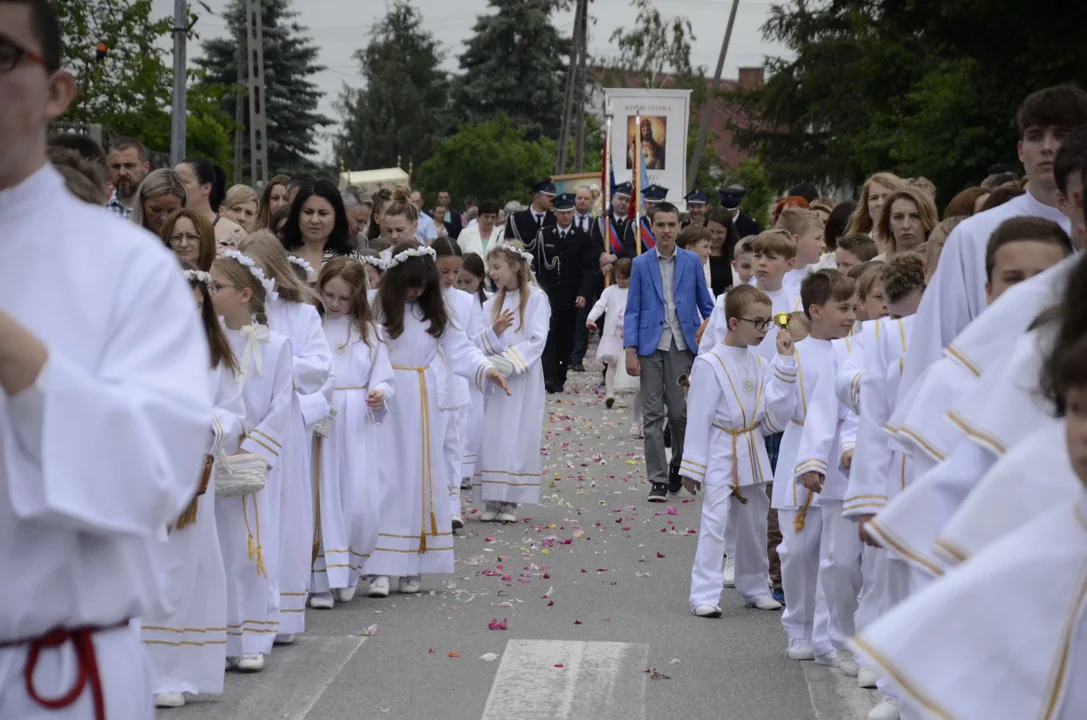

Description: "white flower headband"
288 255 315 276
358 254 386 271
384 245 437 269
491 244 534 267
220 249 276 296
184 269 213 287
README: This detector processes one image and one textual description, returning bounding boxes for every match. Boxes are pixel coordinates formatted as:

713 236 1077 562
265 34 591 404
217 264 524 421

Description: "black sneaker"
647 483 667 502
605 397 615 409
667 468 683 496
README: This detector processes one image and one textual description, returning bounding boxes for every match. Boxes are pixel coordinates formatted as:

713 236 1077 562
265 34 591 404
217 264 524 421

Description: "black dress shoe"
545 382 560 394
571 363 586 373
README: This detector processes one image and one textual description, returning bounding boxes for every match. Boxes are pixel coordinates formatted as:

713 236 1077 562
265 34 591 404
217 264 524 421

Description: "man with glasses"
0 1 212 717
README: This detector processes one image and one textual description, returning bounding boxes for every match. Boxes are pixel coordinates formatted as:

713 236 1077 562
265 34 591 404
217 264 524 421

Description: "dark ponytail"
182 157 228 211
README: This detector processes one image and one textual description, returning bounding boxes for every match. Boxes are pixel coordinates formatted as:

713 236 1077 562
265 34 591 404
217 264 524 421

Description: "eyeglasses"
209 283 237 295
737 317 771 331
169 232 202 246
0 33 55 74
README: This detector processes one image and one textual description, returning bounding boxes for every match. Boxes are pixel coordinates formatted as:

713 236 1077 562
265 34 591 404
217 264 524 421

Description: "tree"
600 0 706 103
415 114 555 205
729 0 1087 204
196 0 331 175
451 0 570 140
54 0 234 168
334 1 447 171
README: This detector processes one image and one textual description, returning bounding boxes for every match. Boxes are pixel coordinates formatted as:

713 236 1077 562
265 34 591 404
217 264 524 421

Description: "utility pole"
687 0 740 190
555 0 587 175
573 0 589 173
245 0 269 186
233 23 245 184
169 0 187 166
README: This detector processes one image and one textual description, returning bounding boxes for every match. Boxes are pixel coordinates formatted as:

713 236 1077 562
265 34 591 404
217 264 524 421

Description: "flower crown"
358 254 386 271
384 245 436 269
491 243 534 267
288 255 315 276
220 249 276 296
183 269 213 287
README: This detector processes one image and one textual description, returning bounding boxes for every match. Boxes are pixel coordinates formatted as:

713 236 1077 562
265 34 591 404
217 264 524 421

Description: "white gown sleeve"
291 305 334 395
761 353 798 435
838 410 859 464
792 353 839 479
367 326 396 425
471 294 508 356
439 309 497 393
697 294 727 356
212 367 246 457
240 340 294 468
501 291 552 376
5 257 211 537
587 287 609 324
843 353 892 518
299 373 335 432
678 357 720 483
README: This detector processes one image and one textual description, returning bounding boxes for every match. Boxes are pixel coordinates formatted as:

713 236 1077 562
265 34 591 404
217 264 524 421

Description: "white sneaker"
838 651 859 677
274 633 295 645
334 585 357 603
722 557 736 588
868 697 900 720
858 665 883 688
786 639 815 661
744 596 782 611
452 516 465 530
480 502 500 522
237 653 264 672
309 591 334 609
692 604 722 618
630 423 644 439
155 693 186 708
368 576 390 598
497 503 517 523
814 649 839 667
398 575 421 594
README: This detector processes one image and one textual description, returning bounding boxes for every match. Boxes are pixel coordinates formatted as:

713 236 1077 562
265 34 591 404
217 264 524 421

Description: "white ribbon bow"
239 324 270 387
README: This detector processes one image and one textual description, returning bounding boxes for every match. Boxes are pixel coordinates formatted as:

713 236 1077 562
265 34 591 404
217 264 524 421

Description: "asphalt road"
161 367 878 720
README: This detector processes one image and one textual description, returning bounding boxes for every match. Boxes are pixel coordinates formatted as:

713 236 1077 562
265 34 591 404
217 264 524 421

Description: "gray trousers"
639 340 694 485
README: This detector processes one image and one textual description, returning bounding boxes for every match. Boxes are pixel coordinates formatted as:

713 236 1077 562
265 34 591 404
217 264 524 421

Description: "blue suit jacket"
623 247 716 357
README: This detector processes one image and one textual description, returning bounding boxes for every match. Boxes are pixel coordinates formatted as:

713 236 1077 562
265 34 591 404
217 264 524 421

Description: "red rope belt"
0 618 130 720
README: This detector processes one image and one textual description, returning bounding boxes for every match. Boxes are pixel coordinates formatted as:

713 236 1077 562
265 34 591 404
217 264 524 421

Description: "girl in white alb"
587 259 640 430
364 242 510 597
474 242 552 522
209 251 294 673
455 252 496 487
307 257 395 609
142 266 246 708
237 232 334 642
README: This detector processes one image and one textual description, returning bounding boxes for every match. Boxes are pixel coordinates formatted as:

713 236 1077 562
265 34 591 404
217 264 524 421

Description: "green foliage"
725 158 773 230
415 114 555 205
451 0 570 140
334 1 447 171
195 0 331 175
559 114 605 174
600 0 706 104
54 0 234 168
686 123 726 200
730 0 1087 205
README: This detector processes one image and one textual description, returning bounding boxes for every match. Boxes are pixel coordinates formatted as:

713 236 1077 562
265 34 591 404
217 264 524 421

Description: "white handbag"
614 361 640 394
489 354 516 378
215 452 269 497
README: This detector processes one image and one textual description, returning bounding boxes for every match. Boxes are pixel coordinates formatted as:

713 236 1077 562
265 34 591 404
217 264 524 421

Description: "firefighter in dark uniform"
533 193 597 393
719 186 761 238
683 189 709 227
505 180 557 245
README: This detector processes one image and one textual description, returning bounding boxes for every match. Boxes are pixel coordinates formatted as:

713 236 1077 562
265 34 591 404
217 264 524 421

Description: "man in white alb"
0 1 212 717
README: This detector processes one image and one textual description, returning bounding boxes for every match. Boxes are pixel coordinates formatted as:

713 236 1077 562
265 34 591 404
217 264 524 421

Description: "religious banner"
603 88 691 208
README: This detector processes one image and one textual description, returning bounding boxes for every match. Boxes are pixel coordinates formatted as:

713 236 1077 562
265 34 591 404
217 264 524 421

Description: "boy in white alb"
684 285 796 617
778 207 826 297
767 270 857 664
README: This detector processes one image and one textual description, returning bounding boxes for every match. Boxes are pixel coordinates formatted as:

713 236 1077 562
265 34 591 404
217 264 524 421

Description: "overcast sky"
151 0 784 160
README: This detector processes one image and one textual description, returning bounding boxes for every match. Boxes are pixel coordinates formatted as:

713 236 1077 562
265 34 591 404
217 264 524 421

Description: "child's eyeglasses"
736 317 771 331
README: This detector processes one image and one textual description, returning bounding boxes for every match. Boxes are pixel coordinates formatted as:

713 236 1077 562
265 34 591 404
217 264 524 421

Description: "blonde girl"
143 264 244 707
309 258 395 609
236 231 333 642
209 251 294 673
474 241 552 522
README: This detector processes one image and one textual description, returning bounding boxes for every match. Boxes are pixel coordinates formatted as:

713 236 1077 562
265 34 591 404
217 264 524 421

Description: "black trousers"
543 309 577 387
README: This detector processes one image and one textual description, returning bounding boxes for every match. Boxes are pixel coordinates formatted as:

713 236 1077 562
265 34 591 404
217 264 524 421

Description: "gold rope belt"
712 421 762 505
392 364 438 553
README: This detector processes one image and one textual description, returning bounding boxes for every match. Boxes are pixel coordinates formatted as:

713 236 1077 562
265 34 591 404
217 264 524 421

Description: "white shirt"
0 166 211 639
416 211 439 241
